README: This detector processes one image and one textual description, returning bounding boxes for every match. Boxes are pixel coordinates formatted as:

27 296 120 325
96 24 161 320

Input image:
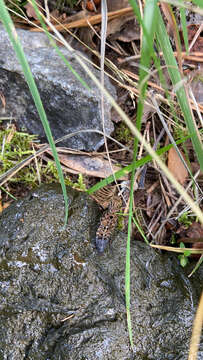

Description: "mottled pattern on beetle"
95 196 123 253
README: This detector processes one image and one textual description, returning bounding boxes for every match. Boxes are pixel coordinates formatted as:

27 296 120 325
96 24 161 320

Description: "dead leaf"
0 201 12 213
186 222 203 239
49 10 68 25
107 17 139 41
58 153 125 179
0 92 6 113
105 0 137 41
160 3 182 70
85 0 101 12
24 0 41 20
58 9 87 24
78 26 96 49
45 149 127 179
6 124 16 144
106 0 129 12
167 148 188 185
191 162 203 178
177 222 203 258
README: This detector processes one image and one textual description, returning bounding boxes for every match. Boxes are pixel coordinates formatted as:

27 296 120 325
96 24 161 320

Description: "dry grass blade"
160 3 182 71
30 7 134 32
150 244 203 255
172 51 203 63
100 0 121 195
188 291 203 360
123 69 203 114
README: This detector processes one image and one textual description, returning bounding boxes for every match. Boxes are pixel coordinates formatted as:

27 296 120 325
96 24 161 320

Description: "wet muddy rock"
0 185 202 359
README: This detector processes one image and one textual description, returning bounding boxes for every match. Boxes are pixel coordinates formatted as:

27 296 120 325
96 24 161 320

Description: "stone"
0 25 115 150
0 185 202 359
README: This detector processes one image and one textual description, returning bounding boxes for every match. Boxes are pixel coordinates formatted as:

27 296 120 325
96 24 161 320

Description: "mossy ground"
0 124 86 201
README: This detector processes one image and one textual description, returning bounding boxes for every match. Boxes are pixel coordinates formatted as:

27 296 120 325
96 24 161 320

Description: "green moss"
46 164 87 191
115 123 134 143
178 212 194 228
117 213 125 231
0 126 86 196
0 127 37 178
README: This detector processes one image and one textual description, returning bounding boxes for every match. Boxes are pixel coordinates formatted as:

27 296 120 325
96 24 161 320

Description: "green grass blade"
179 2 189 54
125 0 159 349
190 0 203 8
0 0 68 225
87 135 190 195
188 255 203 278
156 7 203 171
0 186 17 200
125 224 133 348
132 215 149 245
134 0 159 157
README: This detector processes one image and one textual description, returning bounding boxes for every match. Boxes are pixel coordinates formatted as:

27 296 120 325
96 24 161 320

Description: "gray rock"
0 25 115 150
0 186 202 359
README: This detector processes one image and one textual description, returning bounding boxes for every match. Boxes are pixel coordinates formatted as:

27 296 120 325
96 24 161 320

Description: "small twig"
189 23 203 52
32 144 41 184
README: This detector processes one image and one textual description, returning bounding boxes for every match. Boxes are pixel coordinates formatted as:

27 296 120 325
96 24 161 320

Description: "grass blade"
190 0 203 8
156 7 203 170
87 136 190 194
188 291 203 360
0 0 69 225
126 0 159 349
179 2 189 54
